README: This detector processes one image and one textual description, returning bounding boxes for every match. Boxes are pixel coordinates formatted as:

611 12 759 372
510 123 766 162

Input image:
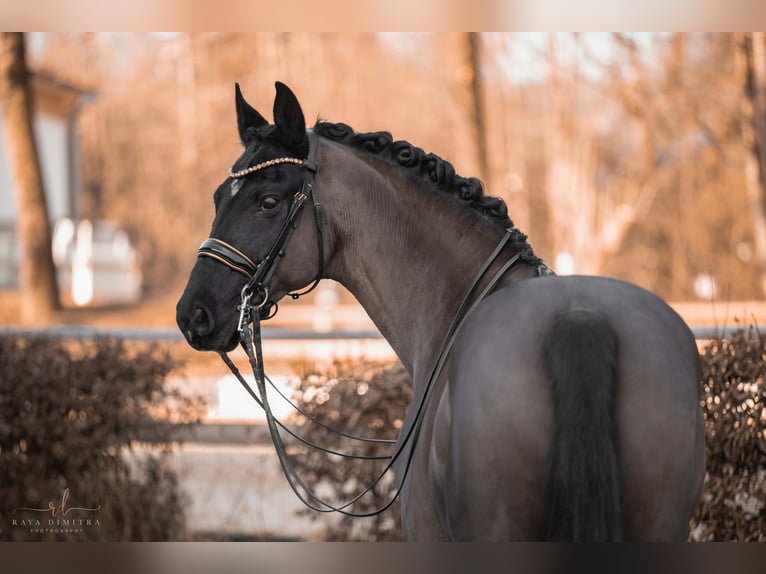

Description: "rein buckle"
238 283 271 333
237 292 252 334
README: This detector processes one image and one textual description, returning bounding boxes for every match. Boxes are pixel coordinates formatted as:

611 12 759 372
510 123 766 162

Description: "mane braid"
313 121 543 268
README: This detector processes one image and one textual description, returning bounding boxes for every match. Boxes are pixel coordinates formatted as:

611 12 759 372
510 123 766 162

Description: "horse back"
432 275 704 541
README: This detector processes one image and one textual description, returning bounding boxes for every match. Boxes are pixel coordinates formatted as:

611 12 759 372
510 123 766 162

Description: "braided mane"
313 121 542 268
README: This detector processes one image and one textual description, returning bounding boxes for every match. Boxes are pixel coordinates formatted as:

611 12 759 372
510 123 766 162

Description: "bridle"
193 130 528 517
198 130 324 321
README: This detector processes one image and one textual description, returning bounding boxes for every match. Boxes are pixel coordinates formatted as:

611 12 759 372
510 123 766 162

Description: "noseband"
197 131 323 321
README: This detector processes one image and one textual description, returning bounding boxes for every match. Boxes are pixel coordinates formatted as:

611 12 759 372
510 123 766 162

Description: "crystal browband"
228 157 305 179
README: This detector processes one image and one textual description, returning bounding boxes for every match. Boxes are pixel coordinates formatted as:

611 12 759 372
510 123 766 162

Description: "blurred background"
3 32 765 312
1 32 765 541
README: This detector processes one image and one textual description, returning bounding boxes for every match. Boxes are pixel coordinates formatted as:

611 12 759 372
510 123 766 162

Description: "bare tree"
544 33 604 275
28 33 764 303
0 32 59 322
544 33 698 283
465 32 489 184
737 32 766 297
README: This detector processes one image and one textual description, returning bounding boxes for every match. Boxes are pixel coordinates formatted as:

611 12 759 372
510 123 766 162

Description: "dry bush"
0 336 204 541
289 358 411 541
690 325 766 541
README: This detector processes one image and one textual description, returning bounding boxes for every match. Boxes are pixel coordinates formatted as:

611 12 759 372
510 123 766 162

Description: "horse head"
176 82 323 351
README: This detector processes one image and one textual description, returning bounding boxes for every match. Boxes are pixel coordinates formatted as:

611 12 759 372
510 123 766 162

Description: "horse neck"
318 140 529 386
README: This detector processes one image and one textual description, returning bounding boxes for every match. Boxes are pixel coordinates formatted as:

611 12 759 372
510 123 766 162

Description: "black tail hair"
542 308 623 541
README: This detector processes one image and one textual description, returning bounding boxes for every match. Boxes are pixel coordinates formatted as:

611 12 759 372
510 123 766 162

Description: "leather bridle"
197 130 324 321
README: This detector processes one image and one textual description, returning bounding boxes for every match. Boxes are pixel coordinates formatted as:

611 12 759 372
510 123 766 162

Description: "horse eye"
261 196 280 210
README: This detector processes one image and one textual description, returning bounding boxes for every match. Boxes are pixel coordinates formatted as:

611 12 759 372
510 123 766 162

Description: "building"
0 71 86 288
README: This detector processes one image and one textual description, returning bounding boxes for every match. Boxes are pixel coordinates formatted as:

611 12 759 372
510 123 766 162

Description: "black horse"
177 82 705 541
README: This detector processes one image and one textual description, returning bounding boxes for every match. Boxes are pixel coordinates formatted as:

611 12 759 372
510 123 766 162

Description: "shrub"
690 325 766 541
289 359 411 541
0 336 204 541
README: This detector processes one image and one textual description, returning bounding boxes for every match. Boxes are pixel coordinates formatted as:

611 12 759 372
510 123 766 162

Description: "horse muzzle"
176 295 240 352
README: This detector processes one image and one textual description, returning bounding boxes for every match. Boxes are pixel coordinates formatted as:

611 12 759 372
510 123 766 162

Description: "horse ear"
273 81 308 156
235 83 268 146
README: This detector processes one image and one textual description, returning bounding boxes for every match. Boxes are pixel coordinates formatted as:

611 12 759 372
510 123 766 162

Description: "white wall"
0 109 72 223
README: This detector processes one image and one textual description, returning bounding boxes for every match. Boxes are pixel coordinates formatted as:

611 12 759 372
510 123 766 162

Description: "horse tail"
542 308 623 541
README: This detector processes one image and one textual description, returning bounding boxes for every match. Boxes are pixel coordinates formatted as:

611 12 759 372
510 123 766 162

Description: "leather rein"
196 131 524 517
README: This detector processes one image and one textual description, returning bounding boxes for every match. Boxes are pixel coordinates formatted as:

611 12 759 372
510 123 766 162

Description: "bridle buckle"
238 283 270 333
237 291 252 334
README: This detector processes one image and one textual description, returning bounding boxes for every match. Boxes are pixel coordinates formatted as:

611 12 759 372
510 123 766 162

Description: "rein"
229 229 520 517
196 132 524 516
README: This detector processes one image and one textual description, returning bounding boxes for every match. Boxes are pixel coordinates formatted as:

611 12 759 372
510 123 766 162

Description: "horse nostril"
190 305 215 338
